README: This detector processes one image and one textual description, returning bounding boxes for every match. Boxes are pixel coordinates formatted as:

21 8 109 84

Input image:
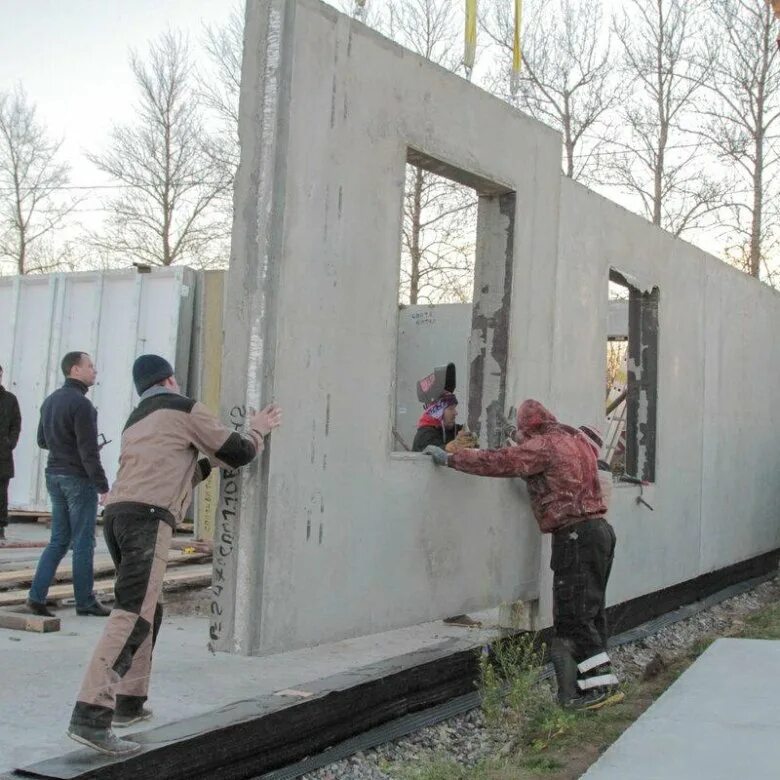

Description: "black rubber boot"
113 707 153 728
550 637 580 706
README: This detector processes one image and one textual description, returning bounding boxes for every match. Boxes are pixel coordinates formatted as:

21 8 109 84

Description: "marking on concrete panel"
322 454 327 471
306 512 312 541
411 310 434 326
323 184 330 241
209 404 246 643
319 523 324 544
338 187 343 218
325 393 331 436
330 78 337 129
343 94 348 120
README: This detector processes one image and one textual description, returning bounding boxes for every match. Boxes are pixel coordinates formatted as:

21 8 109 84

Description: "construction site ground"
581 637 780 780
0 518 503 777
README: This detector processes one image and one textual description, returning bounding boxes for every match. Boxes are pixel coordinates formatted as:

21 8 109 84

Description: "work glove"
423 445 450 466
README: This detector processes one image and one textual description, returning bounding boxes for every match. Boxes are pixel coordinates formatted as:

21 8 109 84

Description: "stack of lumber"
0 547 212 633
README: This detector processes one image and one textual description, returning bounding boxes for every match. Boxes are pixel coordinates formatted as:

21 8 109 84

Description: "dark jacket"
37 379 109 493
449 399 606 533
412 423 462 452
0 386 21 480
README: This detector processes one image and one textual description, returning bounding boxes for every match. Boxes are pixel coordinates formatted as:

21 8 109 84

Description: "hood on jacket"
516 399 558 438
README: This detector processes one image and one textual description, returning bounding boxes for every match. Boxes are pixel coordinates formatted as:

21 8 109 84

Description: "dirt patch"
164 585 212 617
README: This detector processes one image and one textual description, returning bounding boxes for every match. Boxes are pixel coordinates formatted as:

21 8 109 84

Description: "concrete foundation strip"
10 555 777 780
257 571 776 780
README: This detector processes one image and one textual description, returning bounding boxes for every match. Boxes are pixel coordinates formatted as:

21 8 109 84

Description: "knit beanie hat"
133 354 174 395
423 392 459 420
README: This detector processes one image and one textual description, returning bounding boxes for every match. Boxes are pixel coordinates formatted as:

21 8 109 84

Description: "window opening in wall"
399 163 478 307
605 269 659 483
393 150 514 454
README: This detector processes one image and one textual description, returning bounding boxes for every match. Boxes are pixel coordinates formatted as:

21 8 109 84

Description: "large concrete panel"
216 0 780 655
554 180 780 610
214 0 559 655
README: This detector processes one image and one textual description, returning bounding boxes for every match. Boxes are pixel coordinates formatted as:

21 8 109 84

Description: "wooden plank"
0 564 212 607
170 538 213 554
0 552 210 591
0 608 60 633
8 510 52 520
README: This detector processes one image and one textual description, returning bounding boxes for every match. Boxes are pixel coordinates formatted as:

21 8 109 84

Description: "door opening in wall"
393 149 515 454
605 269 659 482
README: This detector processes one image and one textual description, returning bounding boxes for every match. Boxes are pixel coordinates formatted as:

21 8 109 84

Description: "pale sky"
0 0 233 189
0 0 624 191
0 0 719 261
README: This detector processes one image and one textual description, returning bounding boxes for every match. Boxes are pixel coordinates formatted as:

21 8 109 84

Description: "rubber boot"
550 637 580 706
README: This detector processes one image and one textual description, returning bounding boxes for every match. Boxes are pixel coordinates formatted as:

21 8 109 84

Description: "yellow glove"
445 430 479 453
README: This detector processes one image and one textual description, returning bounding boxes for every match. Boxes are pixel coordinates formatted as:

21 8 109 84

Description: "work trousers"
551 517 616 665
70 513 171 730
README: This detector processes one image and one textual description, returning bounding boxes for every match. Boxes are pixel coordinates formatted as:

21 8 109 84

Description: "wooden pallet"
0 563 212 608
0 551 210 591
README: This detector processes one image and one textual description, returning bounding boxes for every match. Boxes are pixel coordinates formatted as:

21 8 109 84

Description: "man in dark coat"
0 364 22 541
28 352 110 617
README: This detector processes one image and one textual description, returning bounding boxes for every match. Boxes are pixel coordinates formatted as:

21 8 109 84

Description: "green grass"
741 602 780 639
387 593 780 780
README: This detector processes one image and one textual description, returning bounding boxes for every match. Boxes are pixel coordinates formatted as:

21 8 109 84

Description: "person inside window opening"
412 391 461 452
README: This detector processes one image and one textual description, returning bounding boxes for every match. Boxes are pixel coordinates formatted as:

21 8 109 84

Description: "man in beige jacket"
67 354 281 756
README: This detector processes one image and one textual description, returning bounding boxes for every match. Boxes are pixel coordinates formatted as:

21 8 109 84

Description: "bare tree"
401 165 477 304
0 86 76 274
483 0 618 181
698 0 780 280
384 0 477 304
201 7 243 188
89 31 230 268
385 0 462 70
608 0 723 237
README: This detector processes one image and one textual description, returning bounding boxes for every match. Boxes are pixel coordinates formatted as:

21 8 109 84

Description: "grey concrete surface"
0 602 501 774
583 638 780 780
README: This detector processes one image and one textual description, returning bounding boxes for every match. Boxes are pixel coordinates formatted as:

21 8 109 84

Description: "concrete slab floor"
582 638 780 780
0 598 500 774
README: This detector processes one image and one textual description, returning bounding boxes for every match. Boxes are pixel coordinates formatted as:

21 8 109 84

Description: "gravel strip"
301 574 780 780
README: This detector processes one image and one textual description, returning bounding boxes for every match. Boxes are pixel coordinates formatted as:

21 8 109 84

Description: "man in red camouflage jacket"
423 399 621 710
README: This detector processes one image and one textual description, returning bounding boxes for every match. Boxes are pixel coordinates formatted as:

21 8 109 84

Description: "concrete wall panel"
218 0 780 655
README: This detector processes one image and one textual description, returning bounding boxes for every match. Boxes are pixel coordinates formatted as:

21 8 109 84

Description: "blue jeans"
29 474 99 609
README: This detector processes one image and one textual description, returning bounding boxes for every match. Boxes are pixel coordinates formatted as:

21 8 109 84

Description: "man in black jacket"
28 352 110 617
0 364 22 542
